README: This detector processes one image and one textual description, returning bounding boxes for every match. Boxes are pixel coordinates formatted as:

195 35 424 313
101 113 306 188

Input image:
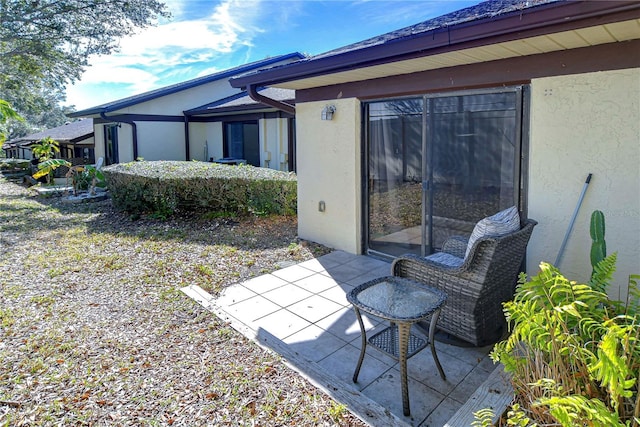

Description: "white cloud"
66 0 267 109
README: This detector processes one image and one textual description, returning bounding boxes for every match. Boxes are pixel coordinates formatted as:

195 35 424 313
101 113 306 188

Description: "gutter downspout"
183 115 190 160
247 84 295 115
100 112 138 161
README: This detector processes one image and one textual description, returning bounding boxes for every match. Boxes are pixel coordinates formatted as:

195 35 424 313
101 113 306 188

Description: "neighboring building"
230 0 640 293
3 119 94 164
184 87 297 171
67 53 304 171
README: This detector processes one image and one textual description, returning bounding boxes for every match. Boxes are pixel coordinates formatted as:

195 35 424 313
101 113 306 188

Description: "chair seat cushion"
465 206 521 258
425 252 464 268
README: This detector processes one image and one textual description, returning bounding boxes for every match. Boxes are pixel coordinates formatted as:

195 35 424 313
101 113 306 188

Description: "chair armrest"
441 236 468 258
391 253 466 279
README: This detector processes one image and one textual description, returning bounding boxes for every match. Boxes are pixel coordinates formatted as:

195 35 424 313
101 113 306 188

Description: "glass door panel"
426 91 520 251
367 99 423 257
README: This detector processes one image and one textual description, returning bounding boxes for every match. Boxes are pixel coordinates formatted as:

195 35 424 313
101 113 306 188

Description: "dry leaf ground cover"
0 179 366 426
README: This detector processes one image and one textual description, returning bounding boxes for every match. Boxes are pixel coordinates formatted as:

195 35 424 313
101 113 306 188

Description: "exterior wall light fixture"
321 104 336 120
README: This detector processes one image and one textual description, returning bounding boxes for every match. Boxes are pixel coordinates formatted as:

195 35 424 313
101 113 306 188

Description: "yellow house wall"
296 99 362 253
528 68 640 295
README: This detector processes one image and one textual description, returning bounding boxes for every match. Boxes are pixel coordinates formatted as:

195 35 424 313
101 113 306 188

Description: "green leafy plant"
31 137 62 183
590 210 607 278
486 254 640 426
66 164 106 195
33 157 69 184
31 136 60 161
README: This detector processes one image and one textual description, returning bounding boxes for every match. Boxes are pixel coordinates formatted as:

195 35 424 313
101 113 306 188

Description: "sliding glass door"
365 87 526 259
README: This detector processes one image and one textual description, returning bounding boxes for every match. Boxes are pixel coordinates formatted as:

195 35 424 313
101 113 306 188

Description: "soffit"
276 19 640 90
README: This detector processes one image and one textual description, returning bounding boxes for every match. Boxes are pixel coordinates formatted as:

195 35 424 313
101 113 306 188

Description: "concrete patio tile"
322 262 375 284
283 324 350 362
262 283 314 308
318 283 353 306
315 306 373 343
436 339 493 366
271 264 317 283
287 294 344 324
362 367 445 426
317 343 395 391
447 364 495 405
345 255 390 271
345 265 393 286
255 309 312 340
406 347 476 395
315 250 360 265
420 397 462 427
241 274 289 293
293 273 340 294
295 258 333 273
222 294 281 323
215 284 257 307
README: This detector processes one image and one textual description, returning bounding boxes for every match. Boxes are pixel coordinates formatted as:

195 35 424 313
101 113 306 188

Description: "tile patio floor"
182 251 500 427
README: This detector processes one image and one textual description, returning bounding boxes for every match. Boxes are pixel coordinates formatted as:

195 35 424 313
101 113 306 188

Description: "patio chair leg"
429 308 446 381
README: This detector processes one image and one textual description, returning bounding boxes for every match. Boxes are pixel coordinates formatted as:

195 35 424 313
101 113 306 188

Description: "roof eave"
229 1 640 89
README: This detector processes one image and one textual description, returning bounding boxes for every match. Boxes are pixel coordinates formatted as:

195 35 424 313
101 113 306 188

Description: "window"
104 124 119 165
224 121 259 166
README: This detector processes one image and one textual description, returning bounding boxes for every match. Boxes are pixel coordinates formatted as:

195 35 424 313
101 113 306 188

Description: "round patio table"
347 276 447 416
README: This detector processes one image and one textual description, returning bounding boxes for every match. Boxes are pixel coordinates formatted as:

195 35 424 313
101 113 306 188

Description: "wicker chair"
391 219 537 347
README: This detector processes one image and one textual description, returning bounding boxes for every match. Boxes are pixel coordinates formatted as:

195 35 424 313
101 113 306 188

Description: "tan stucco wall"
295 69 639 297
296 98 362 253
528 68 640 296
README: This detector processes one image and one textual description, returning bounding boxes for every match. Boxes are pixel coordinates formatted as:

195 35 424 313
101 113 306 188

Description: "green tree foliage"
0 99 23 144
0 0 170 139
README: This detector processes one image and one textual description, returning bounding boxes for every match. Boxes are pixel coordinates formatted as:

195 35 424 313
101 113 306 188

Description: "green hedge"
102 161 297 217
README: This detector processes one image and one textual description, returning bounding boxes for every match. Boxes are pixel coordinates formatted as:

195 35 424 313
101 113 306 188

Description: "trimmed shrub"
0 158 30 171
102 161 297 217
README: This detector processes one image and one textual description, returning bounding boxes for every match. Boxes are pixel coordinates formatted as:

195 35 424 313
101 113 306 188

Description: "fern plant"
488 253 640 426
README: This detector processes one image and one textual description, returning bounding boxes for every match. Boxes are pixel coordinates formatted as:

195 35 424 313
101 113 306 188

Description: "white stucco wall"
188 121 224 163
188 123 208 162
528 68 640 296
189 119 290 169
114 80 239 116
260 118 289 171
93 125 105 162
296 99 362 253
135 122 185 161
205 122 224 162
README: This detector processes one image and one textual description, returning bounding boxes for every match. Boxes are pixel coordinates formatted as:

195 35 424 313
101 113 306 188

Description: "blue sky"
65 0 480 110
